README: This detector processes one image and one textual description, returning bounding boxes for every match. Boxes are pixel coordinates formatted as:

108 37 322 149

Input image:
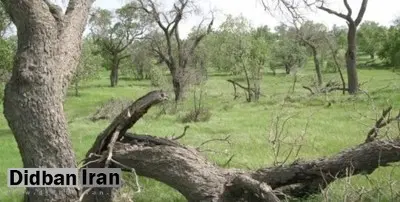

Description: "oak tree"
1 0 94 201
357 21 387 59
89 3 149 87
136 0 213 102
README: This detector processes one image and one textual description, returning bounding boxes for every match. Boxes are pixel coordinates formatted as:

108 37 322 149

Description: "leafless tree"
1 0 94 201
135 0 214 102
261 0 369 94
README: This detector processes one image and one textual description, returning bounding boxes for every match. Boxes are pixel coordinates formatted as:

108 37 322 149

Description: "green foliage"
269 39 308 74
71 39 103 96
3 67 400 202
298 21 329 52
204 15 272 77
120 40 155 80
180 88 212 123
181 107 211 123
330 24 347 50
89 2 149 82
378 20 400 70
149 65 168 87
0 37 15 100
204 15 253 74
0 4 11 36
0 37 15 78
357 21 387 58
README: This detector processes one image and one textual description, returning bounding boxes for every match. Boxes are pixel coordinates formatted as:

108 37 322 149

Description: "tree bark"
311 46 323 86
110 56 119 87
1 0 94 201
109 138 400 201
241 61 252 102
346 23 359 94
110 67 119 87
171 68 185 102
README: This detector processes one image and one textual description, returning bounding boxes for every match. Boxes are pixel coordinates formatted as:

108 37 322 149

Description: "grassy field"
1 58 400 201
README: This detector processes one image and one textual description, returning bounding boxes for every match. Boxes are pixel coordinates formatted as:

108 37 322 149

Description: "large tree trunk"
311 46 323 86
110 56 119 87
346 23 359 94
171 68 185 102
285 64 291 74
1 1 94 201
110 66 119 87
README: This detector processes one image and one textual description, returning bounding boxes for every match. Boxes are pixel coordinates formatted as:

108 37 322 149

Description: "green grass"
1 59 400 201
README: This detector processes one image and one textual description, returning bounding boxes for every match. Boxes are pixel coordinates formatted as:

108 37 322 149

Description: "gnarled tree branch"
82 91 400 201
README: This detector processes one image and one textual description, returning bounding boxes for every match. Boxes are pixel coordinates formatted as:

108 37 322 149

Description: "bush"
149 67 167 87
180 107 212 123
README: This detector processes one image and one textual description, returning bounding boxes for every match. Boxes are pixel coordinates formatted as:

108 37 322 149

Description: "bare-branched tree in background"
135 0 214 102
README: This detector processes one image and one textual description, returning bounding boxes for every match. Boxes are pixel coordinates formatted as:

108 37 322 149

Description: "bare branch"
365 106 400 143
355 0 368 26
343 0 352 18
86 90 169 156
196 135 231 150
252 139 400 198
172 125 190 140
317 4 349 20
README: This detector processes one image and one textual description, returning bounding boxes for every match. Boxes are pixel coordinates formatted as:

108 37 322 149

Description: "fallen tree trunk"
81 90 400 202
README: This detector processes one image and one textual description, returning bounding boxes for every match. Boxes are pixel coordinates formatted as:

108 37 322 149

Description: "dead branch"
302 86 314 95
365 106 400 143
227 79 264 100
228 79 239 99
251 139 400 198
302 81 349 95
222 154 235 167
196 135 231 150
172 125 190 140
95 130 400 201
80 90 169 202
81 91 400 201
85 90 168 157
